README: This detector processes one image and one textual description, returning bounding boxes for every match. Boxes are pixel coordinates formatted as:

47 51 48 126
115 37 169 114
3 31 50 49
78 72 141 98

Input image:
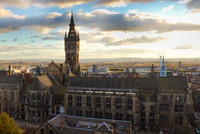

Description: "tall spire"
159 52 167 77
162 52 165 67
69 12 75 32
70 11 74 24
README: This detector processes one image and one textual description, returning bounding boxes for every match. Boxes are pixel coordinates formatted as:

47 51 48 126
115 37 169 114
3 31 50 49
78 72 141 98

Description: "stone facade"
0 75 22 119
64 13 80 74
65 87 140 130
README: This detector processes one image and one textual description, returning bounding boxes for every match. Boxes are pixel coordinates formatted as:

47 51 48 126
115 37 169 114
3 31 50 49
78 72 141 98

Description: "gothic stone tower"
64 13 80 74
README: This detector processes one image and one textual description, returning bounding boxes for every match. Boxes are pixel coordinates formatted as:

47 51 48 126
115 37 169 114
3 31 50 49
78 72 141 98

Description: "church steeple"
69 12 75 31
159 52 167 77
64 11 80 75
70 12 74 24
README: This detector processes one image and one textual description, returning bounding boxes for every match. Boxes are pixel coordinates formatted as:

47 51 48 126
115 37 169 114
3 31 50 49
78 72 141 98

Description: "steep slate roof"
43 61 76 77
44 114 130 134
0 75 22 84
97 122 112 132
159 77 188 91
68 76 188 91
68 77 138 89
139 78 156 89
30 75 53 90
0 75 22 90
0 70 7 76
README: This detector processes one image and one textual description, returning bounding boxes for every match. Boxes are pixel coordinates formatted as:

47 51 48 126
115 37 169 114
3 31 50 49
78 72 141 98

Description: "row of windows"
159 115 184 125
68 95 133 104
161 95 185 102
0 91 15 97
67 109 134 121
68 101 133 110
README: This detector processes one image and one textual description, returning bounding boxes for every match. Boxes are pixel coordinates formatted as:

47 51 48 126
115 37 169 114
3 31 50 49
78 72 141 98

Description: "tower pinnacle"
70 12 74 24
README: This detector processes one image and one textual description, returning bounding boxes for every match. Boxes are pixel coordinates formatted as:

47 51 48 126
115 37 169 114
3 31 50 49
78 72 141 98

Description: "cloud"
0 0 92 8
76 10 200 33
30 35 39 38
0 44 62 52
162 5 174 13
173 44 195 49
105 36 166 46
1 40 7 42
0 8 25 19
186 0 200 13
13 37 18 41
42 36 63 40
95 0 154 7
109 48 153 54
2 10 200 35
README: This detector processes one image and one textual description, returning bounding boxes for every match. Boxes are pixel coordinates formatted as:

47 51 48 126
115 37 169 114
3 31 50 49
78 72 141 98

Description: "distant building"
160 54 167 77
0 11 195 134
93 64 98 73
178 61 182 68
35 114 132 134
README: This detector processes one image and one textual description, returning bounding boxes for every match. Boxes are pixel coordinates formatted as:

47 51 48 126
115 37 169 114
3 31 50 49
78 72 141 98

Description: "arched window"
179 96 182 101
37 93 41 100
176 96 179 101
49 130 53 134
11 91 14 96
32 94 36 100
40 129 44 134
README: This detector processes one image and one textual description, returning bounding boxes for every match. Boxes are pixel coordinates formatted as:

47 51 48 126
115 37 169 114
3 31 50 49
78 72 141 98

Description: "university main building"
0 13 194 134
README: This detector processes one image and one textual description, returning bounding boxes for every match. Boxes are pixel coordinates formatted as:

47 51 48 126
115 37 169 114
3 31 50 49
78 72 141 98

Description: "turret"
64 11 80 75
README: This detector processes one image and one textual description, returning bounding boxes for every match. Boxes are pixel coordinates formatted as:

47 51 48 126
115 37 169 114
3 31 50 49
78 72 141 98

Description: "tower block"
64 12 80 74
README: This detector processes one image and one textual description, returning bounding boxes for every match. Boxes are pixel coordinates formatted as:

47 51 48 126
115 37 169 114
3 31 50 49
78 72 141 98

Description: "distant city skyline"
0 0 200 60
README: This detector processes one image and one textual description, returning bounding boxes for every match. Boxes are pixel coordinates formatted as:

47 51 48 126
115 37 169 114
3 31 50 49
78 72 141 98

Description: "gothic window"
105 97 111 108
126 97 133 110
4 91 7 96
95 112 102 118
115 113 123 120
11 91 14 96
149 113 154 117
179 96 182 101
37 93 41 100
96 96 101 108
38 110 41 117
40 129 44 134
67 109 73 115
86 96 91 107
96 97 101 103
49 130 53 134
76 95 81 101
126 114 133 121
116 97 122 109
86 111 92 117
162 95 164 101
174 105 184 112
165 95 168 101
150 106 154 112
68 102 72 107
176 96 179 101
175 116 183 125
68 95 72 101
32 94 36 100
141 105 145 110
76 110 82 116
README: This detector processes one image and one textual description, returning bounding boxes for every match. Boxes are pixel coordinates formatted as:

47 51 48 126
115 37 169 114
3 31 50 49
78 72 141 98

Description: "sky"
1 0 200 61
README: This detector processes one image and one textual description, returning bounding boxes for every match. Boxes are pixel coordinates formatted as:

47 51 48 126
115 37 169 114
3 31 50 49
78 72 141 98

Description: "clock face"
60 106 64 113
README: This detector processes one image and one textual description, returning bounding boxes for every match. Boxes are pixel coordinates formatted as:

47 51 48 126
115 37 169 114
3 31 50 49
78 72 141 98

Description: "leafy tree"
0 112 22 134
